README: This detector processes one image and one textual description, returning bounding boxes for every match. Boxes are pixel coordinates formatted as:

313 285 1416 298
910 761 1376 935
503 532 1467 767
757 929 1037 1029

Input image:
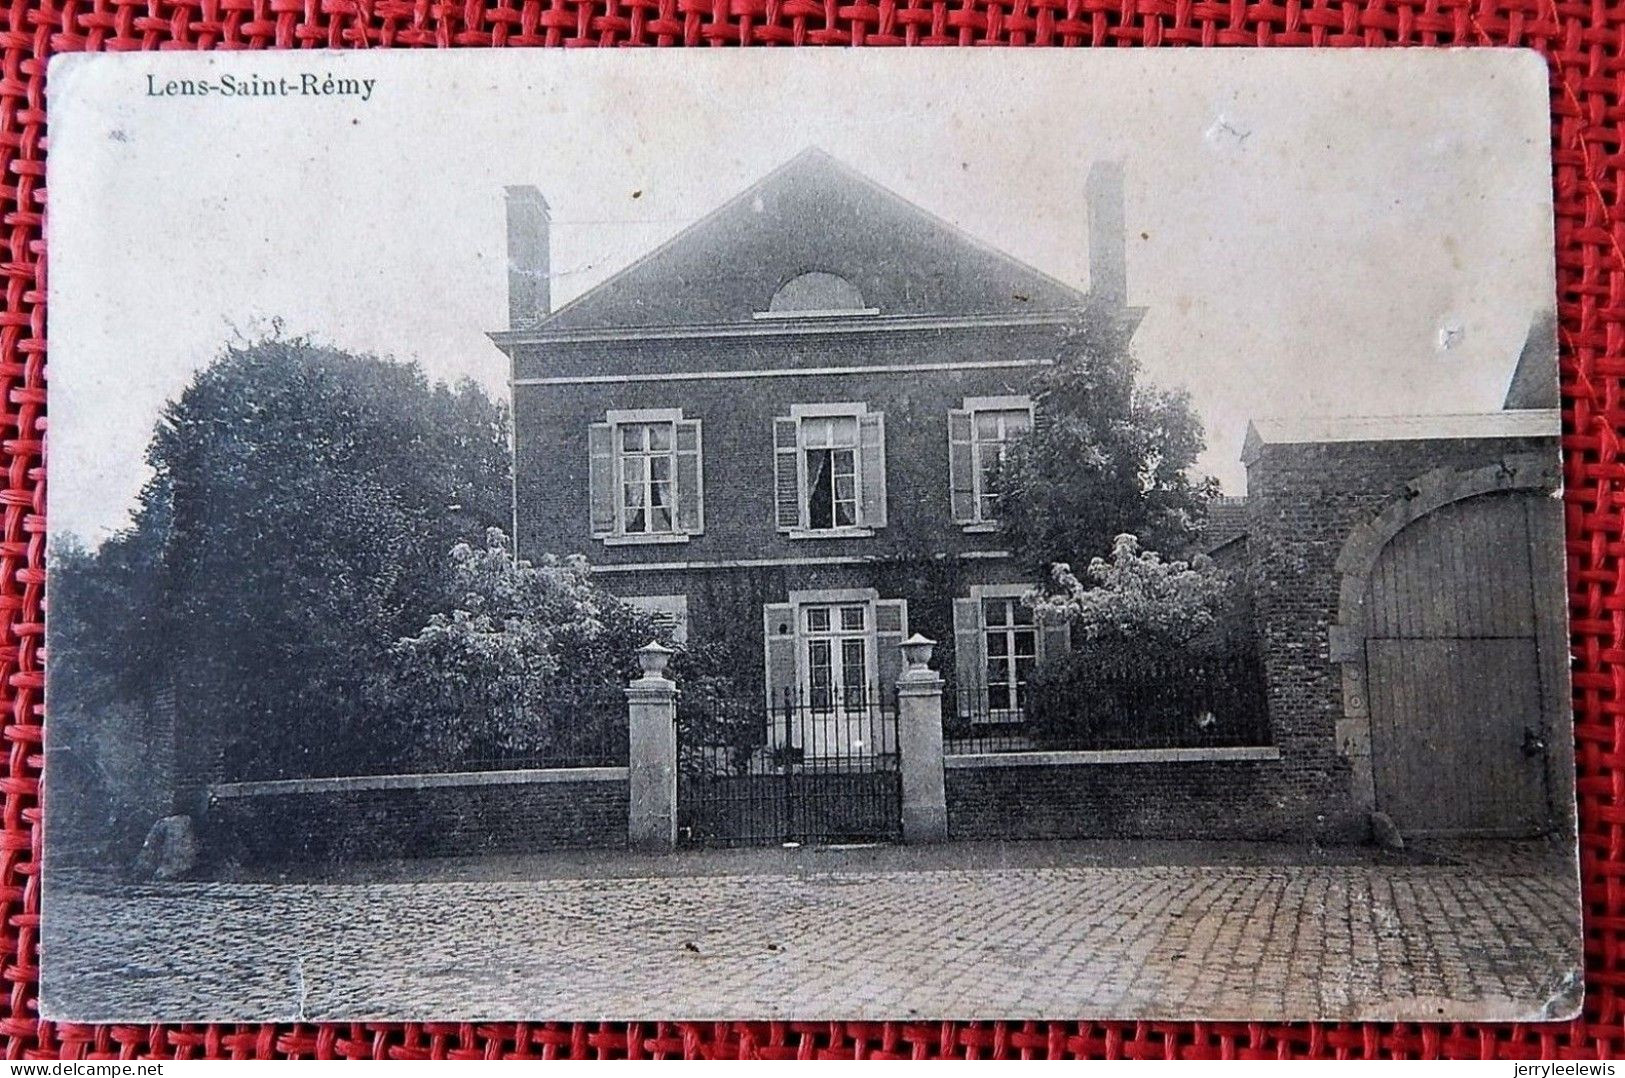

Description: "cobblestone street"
43 842 1582 1024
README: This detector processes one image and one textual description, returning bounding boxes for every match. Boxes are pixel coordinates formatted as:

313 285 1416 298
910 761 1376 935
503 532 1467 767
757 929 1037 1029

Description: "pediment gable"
539 148 1089 332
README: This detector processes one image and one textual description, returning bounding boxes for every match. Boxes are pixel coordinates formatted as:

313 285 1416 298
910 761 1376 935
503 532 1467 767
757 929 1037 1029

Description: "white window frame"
972 583 1040 720
790 587 878 711
801 603 871 716
960 395 1035 533
788 402 874 539
623 593 689 644
602 407 692 546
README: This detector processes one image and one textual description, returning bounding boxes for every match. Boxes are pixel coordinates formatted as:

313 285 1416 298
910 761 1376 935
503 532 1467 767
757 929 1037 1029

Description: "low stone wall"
943 748 1361 843
204 767 630 865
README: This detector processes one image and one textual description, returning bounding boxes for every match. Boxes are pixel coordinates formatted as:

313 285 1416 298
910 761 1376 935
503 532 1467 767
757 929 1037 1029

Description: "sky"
46 48 1556 542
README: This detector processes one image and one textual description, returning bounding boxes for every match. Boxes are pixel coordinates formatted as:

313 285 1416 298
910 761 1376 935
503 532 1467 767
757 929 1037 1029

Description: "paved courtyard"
41 841 1582 1024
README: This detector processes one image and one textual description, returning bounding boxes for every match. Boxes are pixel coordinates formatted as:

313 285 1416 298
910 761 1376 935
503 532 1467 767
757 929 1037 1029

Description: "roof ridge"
526 146 1093 331
531 146 834 329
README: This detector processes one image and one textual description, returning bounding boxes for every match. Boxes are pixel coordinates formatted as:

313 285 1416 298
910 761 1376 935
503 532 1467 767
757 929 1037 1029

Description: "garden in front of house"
49 326 1264 873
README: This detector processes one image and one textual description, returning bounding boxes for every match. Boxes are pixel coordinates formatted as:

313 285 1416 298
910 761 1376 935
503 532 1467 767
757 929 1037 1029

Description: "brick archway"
1328 452 1562 820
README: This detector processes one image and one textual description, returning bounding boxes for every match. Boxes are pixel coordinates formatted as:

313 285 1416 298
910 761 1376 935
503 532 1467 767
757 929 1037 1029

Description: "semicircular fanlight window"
768 271 867 313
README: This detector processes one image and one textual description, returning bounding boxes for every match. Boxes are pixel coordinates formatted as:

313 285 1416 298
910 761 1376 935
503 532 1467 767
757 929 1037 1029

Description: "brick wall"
945 758 1308 841
510 326 1059 681
1241 434 1558 842
203 773 628 866
510 325 1067 570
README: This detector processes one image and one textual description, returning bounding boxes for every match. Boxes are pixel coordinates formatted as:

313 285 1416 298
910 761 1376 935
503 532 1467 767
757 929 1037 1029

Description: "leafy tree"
48 532 164 715
133 336 512 778
999 322 1218 578
46 534 172 856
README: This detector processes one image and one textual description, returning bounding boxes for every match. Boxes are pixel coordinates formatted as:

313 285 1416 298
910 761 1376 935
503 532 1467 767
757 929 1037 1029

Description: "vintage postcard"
42 48 1580 1022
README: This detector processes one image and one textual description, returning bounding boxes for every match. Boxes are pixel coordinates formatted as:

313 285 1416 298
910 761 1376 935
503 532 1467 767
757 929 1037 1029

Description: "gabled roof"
1503 309 1560 410
535 147 1094 333
1242 410 1561 464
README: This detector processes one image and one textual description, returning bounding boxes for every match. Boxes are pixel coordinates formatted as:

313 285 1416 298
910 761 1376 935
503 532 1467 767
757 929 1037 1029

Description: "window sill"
786 526 875 541
599 533 693 547
960 521 1002 534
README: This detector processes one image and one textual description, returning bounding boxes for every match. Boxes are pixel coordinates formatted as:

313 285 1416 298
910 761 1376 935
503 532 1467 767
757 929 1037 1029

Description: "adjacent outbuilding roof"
1503 309 1560 411
1242 410 1562 464
1201 496 1250 553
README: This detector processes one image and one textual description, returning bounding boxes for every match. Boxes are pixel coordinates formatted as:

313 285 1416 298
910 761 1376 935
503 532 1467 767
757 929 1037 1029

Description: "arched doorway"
1361 490 1555 835
1330 454 1568 838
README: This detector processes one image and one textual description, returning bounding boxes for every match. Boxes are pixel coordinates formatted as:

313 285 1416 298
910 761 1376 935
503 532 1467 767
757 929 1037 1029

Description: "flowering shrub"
1025 534 1267 748
1036 533 1233 648
383 528 737 767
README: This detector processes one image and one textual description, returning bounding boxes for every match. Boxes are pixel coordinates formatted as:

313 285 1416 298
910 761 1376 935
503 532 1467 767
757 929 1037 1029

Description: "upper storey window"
774 404 887 538
619 422 677 534
802 416 861 530
949 395 1035 529
756 272 878 319
588 408 703 545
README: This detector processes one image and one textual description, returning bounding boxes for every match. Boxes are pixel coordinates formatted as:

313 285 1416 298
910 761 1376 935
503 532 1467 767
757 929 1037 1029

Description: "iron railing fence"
944 648 1271 756
453 678 631 771
678 686 901 778
676 686 903 847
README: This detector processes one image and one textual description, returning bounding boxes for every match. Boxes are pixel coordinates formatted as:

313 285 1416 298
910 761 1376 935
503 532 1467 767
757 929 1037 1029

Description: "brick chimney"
505 185 551 329
1085 161 1127 306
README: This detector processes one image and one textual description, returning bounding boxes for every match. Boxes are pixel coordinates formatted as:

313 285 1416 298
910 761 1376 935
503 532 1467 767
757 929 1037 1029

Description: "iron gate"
677 689 903 847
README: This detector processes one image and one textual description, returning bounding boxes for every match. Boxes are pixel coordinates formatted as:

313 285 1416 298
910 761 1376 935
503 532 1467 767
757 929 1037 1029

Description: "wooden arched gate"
1332 456 1568 839
1361 491 1557 834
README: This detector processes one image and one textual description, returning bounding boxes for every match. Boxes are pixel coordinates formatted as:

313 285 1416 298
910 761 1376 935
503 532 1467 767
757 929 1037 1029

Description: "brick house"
489 149 1568 845
490 148 1140 724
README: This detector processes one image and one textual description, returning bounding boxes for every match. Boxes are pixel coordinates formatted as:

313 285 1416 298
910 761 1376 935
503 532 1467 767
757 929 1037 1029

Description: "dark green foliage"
55 337 514 784
155 340 513 778
48 532 177 861
999 320 1219 578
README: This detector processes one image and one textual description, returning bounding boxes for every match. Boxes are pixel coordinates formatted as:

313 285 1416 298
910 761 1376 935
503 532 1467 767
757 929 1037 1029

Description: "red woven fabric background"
0 6 1619 1061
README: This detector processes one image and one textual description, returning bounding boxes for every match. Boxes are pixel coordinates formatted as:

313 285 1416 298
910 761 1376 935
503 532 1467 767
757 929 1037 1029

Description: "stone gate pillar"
626 641 679 853
896 633 949 843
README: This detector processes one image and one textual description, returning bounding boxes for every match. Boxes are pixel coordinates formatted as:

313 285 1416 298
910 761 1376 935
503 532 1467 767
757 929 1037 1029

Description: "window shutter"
1038 607 1073 663
773 417 801 532
952 596 984 720
873 599 908 702
588 422 616 538
763 602 798 721
859 411 888 528
948 410 975 523
675 419 704 535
